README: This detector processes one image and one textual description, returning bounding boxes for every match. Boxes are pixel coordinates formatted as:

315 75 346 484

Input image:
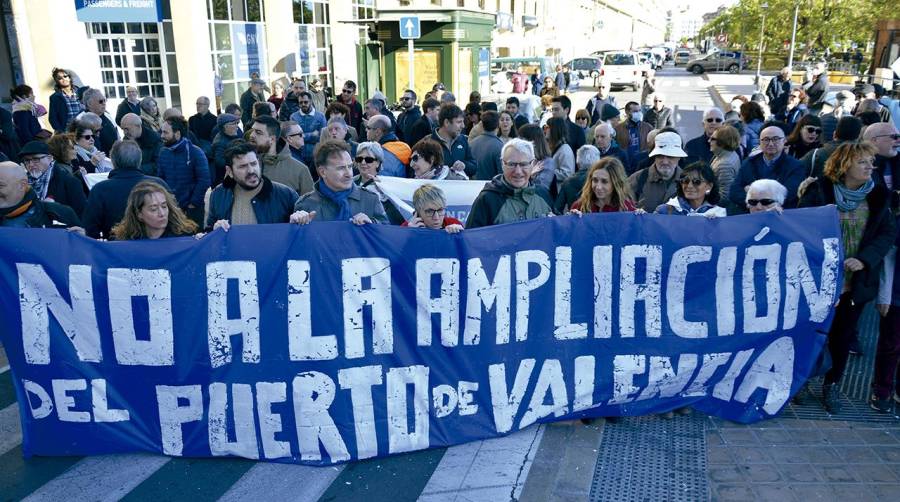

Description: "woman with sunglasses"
775 88 808 131
569 157 635 214
48 68 83 133
744 179 787 214
401 184 464 233
654 162 726 217
785 115 823 159
352 141 404 225
799 141 897 414
409 138 466 181
69 121 112 184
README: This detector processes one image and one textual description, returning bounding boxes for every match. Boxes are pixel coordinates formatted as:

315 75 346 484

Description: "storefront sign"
74 0 162 23
231 23 267 80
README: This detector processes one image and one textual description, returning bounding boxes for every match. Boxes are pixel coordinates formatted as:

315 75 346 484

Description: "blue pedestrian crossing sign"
399 16 421 40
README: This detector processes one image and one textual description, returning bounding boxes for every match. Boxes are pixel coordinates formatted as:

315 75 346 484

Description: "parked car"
565 57 603 79
674 50 692 65
639 50 663 70
600 51 643 90
685 51 745 74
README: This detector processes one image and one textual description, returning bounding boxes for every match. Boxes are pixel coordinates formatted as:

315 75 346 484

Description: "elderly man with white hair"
684 107 724 165
593 122 630 167
0 161 81 229
555 145 601 213
864 122 899 204
729 125 806 212
744 179 788 214
466 138 554 228
81 87 119 154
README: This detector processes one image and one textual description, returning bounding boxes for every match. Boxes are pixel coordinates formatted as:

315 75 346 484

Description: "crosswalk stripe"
0 404 22 456
21 453 170 502
319 447 446 501
119 457 257 502
1 370 16 409
0 446 82 500
419 425 544 501
218 462 344 502
679 80 690 87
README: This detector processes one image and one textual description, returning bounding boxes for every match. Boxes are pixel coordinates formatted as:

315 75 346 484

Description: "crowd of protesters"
1 64 899 417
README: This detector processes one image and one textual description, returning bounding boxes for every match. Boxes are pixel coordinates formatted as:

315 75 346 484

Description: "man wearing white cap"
627 131 685 211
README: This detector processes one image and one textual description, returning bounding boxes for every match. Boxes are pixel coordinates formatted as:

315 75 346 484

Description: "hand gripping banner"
0 208 841 465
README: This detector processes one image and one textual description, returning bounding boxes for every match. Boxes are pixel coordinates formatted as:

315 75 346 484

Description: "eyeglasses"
503 160 532 169
422 207 446 218
80 134 94 140
747 198 776 207
705 117 724 123
355 156 378 163
680 177 705 187
287 132 303 138
803 127 823 134
22 155 49 165
760 137 785 144
872 134 900 140
653 99 663 103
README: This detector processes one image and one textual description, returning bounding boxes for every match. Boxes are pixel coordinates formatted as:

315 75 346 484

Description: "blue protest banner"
0 208 840 465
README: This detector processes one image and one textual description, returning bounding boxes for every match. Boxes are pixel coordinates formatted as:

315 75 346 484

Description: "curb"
701 73 728 111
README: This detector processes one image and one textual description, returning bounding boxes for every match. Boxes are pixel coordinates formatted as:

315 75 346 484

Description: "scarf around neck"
318 181 352 221
833 178 875 212
28 164 54 200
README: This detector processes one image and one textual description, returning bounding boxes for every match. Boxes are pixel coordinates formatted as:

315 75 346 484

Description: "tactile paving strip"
589 414 708 502
779 305 900 423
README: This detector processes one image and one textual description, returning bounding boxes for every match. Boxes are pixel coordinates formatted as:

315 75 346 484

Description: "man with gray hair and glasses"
729 125 805 211
81 139 170 239
466 138 555 228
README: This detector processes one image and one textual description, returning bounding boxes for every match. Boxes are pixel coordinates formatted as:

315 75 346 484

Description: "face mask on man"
631 111 643 123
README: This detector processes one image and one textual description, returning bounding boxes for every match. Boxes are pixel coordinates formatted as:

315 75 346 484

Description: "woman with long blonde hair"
571 157 636 213
111 181 197 240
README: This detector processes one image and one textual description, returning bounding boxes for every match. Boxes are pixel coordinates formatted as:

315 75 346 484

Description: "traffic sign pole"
408 39 415 92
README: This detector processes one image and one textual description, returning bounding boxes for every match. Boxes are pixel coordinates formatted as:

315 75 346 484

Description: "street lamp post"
755 2 768 90
787 1 800 68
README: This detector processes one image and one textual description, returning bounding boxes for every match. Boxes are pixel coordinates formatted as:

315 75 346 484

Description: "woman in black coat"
799 141 897 414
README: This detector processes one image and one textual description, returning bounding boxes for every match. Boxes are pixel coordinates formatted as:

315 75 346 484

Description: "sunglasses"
410 153 422 163
874 134 900 140
803 127 822 134
747 198 776 207
80 134 94 140
56 74 70 80
355 156 378 163
680 178 705 187
341 89 353 94
705 117 723 123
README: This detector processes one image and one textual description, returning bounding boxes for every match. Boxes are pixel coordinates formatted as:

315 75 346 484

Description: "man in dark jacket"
0 161 81 228
431 104 477 177
207 140 299 231
115 86 142 126
121 113 162 175
83 88 119 155
0 107 19 162
409 98 440 147
729 126 806 211
585 81 617 126
189 96 217 145
506 97 530 131
336 80 365 137
158 116 210 226
466 138 554 228
684 107 724 165
81 140 170 238
19 141 87 216
291 140 386 225
766 67 793 117
277 79 305 122
644 93 674 129
865 122 900 198
210 113 243 186
551 95 586 153
469 110 504 180
804 63 830 115
396 89 421 144
239 79 266 129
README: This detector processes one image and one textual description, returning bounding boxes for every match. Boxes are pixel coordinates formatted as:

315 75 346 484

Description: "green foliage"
700 0 892 57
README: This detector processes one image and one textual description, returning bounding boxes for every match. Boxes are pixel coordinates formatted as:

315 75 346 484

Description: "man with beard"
277 79 306 121
249 115 313 196
396 89 421 144
289 91 326 167
207 140 300 230
17 141 86 216
336 80 364 137
158 116 210 226
431 104 476 177
0 161 81 228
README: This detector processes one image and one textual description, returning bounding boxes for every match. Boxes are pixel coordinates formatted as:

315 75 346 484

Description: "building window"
207 0 267 108
87 22 172 110
292 0 333 89
352 0 375 41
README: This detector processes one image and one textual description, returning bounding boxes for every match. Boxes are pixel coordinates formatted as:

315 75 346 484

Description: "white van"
601 51 643 90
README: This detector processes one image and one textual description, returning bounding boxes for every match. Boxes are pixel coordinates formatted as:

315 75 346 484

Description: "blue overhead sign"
399 16 421 40
74 0 162 23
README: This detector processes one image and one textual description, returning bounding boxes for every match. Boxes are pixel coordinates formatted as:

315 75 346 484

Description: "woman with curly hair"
570 157 636 213
111 180 197 240
139 96 162 133
799 141 897 414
